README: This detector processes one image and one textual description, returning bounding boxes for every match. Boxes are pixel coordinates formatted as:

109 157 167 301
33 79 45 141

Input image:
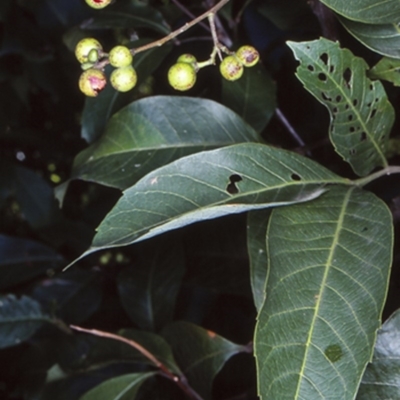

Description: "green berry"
235 45 260 67
88 48 99 63
85 0 112 9
109 45 133 68
75 38 102 64
177 54 197 65
219 56 244 81
110 66 137 92
168 62 196 91
79 69 107 97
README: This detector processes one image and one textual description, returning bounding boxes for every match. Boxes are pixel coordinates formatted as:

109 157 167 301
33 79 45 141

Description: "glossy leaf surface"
162 321 247 400
74 96 259 190
288 38 394 176
255 186 393 399
357 309 400 399
75 143 347 262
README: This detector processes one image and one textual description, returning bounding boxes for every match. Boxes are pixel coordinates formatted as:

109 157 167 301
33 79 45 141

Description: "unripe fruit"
219 56 244 81
75 38 102 64
109 45 133 68
85 0 112 9
235 45 259 67
79 69 107 97
177 53 197 65
88 48 99 63
168 62 196 91
110 66 137 92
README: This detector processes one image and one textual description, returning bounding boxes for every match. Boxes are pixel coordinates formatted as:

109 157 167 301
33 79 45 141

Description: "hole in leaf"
333 107 338 114
226 174 242 194
370 84 373 90
345 104 349 110
291 173 301 181
370 109 377 119
349 127 355 132
329 65 334 73
349 149 356 155
360 132 367 141
320 53 328 64
362 227 368 232
321 92 331 101
335 95 342 102
318 73 327 81
307 65 314 72
367 102 372 108
353 99 358 106
348 114 353 121
375 98 379 102
343 68 352 86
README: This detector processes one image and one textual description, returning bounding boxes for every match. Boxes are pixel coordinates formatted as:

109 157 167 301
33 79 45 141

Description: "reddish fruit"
235 45 260 67
85 0 112 9
79 69 107 97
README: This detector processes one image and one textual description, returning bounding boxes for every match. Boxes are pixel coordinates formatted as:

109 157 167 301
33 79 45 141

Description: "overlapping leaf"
73 96 260 190
222 63 276 133
338 16 400 59
288 38 394 176
255 186 393 399
357 309 400 399
162 321 247 400
369 57 400 86
320 0 400 24
0 295 53 349
79 372 155 400
72 143 347 263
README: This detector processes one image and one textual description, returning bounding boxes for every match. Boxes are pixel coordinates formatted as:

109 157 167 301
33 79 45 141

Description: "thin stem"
208 13 222 60
275 108 306 147
70 325 204 400
170 0 211 33
352 166 400 187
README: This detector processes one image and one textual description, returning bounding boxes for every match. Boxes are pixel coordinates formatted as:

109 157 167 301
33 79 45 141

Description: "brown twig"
70 325 203 400
171 0 211 33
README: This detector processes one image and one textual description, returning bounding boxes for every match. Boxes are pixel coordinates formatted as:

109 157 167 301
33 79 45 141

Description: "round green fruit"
110 66 137 92
85 0 112 9
109 45 133 68
168 62 196 91
75 38 102 64
235 45 259 67
177 53 197 65
219 56 244 81
79 69 107 97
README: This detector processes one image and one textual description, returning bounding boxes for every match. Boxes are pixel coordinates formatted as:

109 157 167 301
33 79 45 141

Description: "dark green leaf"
81 42 172 144
162 321 247 400
338 16 400 59
320 0 400 24
74 96 260 190
287 38 394 176
222 63 276 133
0 235 64 290
255 186 393 399
246 210 271 312
369 57 400 86
117 236 185 331
79 372 156 400
357 309 400 399
0 295 52 349
73 143 346 263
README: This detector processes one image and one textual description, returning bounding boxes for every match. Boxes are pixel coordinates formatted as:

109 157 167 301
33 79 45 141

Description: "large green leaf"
222 63 276 133
247 210 271 312
368 57 400 86
357 309 400 399
288 38 394 176
72 143 348 264
255 186 393 399
162 321 247 400
73 96 260 190
117 236 185 331
320 0 400 24
81 42 172 144
0 295 53 349
338 16 400 59
79 372 156 400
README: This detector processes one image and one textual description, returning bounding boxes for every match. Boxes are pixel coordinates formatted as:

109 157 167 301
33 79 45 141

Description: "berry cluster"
75 38 137 97
167 45 260 92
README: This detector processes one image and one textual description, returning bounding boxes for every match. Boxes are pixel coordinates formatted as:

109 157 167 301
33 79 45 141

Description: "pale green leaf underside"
320 0 400 24
339 16 400 59
369 57 400 86
255 186 393 399
75 143 349 262
73 96 260 190
79 372 155 400
287 38 394 176
247 210 271 312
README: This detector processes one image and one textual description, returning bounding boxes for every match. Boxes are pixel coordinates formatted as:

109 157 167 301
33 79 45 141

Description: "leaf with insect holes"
287 38 394 176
